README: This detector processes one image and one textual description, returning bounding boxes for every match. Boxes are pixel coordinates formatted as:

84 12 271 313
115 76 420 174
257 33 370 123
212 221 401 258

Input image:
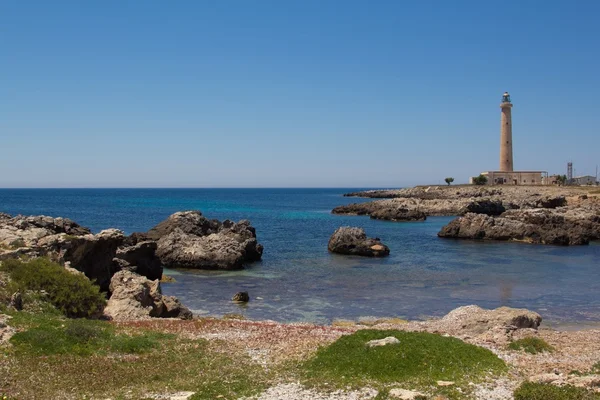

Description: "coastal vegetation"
445 177 454 185
0 258 106 318
471 174 488 185
513 382 600 400
302 329 506 398
508 337 555 354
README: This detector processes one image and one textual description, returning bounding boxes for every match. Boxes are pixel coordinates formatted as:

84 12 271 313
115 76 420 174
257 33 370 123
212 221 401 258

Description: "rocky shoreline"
0 210 263 321
334 186 600 246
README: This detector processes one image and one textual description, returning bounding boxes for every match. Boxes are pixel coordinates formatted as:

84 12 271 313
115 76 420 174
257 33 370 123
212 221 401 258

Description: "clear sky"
1 1 599 188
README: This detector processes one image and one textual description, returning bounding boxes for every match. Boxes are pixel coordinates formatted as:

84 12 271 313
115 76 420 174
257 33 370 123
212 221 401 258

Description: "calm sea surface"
1 188 599 326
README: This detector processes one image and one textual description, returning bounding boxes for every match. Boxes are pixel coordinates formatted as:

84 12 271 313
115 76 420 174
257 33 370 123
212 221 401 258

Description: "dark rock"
114 241 163 281
10 292 22 311
438 207 598 246
149 211 263 270
328 227 390 257
370 208 427 221
332 203 377 216
460 199 506 216
232 291 249 302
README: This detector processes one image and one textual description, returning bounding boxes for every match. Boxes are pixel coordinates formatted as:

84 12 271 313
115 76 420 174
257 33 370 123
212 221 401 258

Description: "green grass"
1 312 269 399
514 382 600 400
508 337 554 354
302 329 506 396
9 312 172 356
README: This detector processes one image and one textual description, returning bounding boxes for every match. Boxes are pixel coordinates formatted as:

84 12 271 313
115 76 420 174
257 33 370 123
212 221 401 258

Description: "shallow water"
1 188 599 325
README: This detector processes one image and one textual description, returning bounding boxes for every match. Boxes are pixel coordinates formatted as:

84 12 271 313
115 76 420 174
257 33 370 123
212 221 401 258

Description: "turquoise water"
1 188 599 325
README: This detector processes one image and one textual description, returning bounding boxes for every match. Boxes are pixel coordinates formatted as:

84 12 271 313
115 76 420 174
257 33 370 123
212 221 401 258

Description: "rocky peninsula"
334 185 600 246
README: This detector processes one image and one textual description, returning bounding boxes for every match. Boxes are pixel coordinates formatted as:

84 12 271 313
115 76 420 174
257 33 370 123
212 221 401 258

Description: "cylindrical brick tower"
499 92 513 172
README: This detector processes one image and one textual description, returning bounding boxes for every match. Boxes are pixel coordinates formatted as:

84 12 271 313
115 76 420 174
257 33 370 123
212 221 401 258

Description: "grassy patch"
514 382 600 400
0 257 106 318
508 337 554 354
2 313 269 399
9 314 171 356
302 329 506 394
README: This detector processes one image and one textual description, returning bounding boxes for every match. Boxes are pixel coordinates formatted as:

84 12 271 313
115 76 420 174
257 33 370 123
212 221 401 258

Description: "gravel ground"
121 307 600 400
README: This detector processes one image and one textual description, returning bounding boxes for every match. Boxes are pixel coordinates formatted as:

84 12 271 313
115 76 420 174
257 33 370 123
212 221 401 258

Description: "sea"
1 188 599 327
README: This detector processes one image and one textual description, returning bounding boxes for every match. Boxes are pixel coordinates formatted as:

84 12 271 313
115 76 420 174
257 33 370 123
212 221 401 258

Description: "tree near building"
444 177 454 186
472 174 488 185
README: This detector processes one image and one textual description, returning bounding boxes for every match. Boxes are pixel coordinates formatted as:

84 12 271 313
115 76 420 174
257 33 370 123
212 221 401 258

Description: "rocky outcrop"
333 198 474 218
336 186 582 219
147 211 263 270
369 208 427 222
460 199 505 216
113 241 163 281
438 206 600 245
41 229 127 291
0 214 91 249
328 227 390 257
0 214 163 291
103 270 192 321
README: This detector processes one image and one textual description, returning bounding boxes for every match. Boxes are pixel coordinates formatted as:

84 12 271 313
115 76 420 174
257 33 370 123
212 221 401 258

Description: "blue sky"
1 1 599 187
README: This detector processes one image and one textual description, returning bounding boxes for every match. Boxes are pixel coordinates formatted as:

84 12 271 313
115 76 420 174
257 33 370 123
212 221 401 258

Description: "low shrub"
0 258 106 318
514 382 600 400
508 337 554 354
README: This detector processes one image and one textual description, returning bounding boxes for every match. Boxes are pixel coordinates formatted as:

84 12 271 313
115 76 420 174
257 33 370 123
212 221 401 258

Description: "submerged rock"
328 227 390 257
232 291 250 302
148 211 263 270
104 270 192 321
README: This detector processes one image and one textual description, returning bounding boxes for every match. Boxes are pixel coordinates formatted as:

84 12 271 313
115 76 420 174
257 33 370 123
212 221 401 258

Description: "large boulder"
328 227 390 257
436 305 542 336
438 207 598 246
103 270 192 321
148 211 263 270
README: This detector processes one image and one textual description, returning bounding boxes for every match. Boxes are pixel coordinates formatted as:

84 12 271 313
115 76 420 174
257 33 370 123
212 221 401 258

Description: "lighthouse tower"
499 92 513 172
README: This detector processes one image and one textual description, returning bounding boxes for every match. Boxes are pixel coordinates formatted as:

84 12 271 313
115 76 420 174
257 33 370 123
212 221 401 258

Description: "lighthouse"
499 92 513 172
473 92 548 185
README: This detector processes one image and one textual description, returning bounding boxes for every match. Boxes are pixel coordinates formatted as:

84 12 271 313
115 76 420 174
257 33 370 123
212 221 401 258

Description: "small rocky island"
334 186 600 246
328 227 390 257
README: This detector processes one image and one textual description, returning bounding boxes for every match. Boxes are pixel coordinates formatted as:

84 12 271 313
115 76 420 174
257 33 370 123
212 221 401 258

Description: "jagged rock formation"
438 206 600 246
328 227 390 257
369 208 427 222
140 211 263 270
335 185 574 219
103 270 192 321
